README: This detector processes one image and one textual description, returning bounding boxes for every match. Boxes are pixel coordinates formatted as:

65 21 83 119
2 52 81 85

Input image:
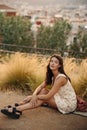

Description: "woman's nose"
52 62 54 65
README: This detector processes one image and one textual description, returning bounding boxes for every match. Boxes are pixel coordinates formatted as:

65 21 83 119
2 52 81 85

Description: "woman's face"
49 57 60 71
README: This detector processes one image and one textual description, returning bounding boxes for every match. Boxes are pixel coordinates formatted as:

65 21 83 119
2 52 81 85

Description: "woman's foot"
16 95 32 106
1 106 22 119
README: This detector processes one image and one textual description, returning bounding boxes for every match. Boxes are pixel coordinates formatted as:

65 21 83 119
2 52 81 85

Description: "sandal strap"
13 107 22 115
8 105 12 108
15 103 19 107
4 105 12 109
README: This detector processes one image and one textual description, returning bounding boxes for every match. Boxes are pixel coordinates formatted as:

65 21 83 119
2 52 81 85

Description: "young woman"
1 54 77 119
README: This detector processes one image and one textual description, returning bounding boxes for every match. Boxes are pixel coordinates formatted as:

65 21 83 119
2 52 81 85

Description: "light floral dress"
54 74 77 114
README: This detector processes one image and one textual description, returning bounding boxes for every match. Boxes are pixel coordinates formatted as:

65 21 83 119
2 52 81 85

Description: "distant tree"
77 26 87 53
0 13 5 40
69 37 80 57
37 24 52 48
51 20 71 51
2 16 34 47
69 26 87 58
37 19 71 54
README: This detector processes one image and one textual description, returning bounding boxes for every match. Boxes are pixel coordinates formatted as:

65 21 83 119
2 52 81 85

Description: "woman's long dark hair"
45 54 71 85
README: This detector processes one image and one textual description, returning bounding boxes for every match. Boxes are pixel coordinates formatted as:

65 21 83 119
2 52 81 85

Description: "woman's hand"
22 95 32 103
30 95 38 108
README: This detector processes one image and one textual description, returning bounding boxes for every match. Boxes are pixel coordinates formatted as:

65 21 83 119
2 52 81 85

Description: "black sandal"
4 105 12 109
15 103 19 107
1 107 22 119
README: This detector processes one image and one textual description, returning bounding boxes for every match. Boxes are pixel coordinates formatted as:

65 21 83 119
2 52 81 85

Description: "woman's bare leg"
16 96 57 112
16 94 57 112
18 95 32 105
16 99 44 111
6 88 57 113
46 97 57 109
18 88 49 105
16 88 49 111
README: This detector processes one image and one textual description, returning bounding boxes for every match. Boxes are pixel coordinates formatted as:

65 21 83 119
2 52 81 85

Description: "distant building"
0 4 17 16
54 14 63 20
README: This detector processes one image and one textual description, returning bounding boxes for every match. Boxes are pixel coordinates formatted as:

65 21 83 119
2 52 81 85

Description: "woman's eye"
50 60 53 63
55 61 58 64
50 60 58 64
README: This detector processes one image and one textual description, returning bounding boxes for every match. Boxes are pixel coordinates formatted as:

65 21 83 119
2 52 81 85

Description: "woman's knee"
39 88 49 95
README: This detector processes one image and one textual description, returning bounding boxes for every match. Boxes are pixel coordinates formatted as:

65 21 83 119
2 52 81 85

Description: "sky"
0 0 87 6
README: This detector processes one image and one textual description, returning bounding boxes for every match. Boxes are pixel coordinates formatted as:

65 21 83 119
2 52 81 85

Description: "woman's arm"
33 81 46 96
38 77 67 100
29 81 47 108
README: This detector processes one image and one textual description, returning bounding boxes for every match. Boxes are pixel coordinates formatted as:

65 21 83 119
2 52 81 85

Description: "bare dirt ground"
0 91 87 130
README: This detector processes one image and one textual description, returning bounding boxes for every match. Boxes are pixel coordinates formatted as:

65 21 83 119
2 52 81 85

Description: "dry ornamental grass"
0 52 87 98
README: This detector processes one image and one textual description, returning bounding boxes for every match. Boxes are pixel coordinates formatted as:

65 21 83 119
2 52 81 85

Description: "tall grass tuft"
64 58 87 98
77 59 87 98
0 53 87 98
0 53 46 92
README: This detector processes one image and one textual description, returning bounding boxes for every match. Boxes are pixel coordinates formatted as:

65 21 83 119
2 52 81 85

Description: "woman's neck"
52 70 60 78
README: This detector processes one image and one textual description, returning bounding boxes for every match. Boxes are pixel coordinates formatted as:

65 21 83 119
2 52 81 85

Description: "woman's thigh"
46 97 57 109
38 88 49 95
38 88 57 109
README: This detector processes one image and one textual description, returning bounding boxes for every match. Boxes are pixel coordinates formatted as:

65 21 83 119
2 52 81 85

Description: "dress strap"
56 74 67 80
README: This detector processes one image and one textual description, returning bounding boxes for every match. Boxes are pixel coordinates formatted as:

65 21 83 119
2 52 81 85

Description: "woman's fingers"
30 96 38 108
23 96 32 102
